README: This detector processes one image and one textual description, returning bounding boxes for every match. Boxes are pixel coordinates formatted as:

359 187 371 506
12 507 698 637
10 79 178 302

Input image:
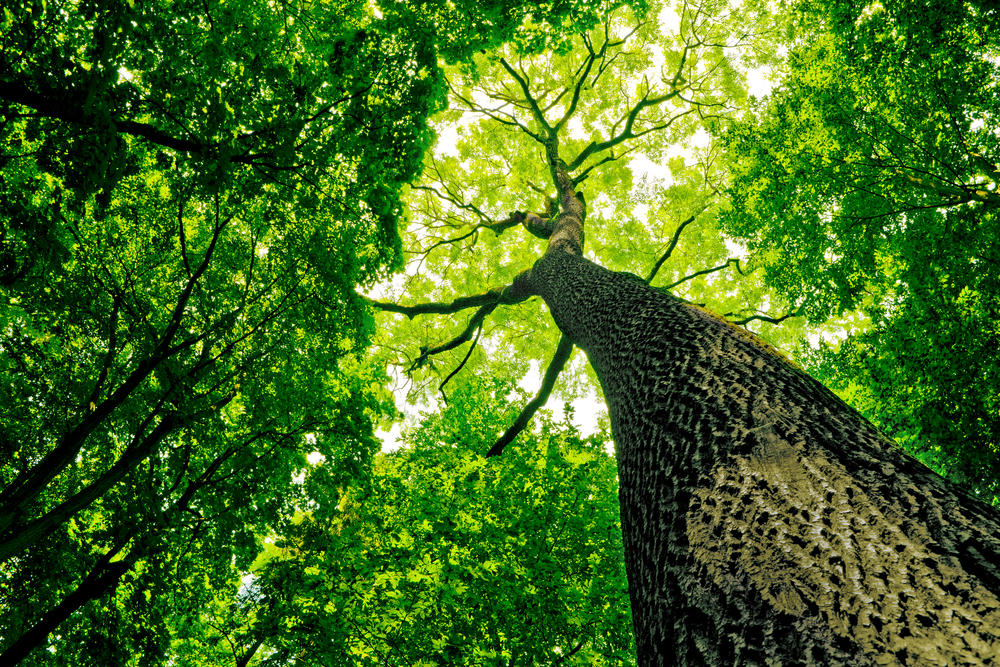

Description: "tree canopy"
2 0 999 663
1 0 639 661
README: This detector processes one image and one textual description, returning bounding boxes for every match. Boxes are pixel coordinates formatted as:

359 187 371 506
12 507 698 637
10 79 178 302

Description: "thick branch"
660 258 737 290
366 287 513 319
0 536 143 664
567 103 695 171
901 172 1000 205
1 81 362 166
0 411 180 563
646 215 697 283
486 335 575 458
410 303 497 372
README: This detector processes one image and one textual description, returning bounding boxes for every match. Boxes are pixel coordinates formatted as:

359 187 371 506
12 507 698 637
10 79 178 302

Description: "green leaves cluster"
0 141 399 660
203 374 634 666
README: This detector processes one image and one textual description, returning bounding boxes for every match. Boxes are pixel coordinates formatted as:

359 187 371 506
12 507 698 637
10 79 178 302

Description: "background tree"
721 0 1000 504
1 0 636 661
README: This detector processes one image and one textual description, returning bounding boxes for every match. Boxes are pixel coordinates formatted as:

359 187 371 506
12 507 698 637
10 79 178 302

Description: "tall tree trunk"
521 243 1000 665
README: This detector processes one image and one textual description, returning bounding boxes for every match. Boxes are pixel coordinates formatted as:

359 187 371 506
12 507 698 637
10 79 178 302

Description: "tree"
1 0 635 661
367 2 1000 663
720 0 1000 503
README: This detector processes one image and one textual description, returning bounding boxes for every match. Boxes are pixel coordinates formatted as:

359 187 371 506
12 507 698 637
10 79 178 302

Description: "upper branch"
498 58 553 136
729 306 805 327
660 258 738 290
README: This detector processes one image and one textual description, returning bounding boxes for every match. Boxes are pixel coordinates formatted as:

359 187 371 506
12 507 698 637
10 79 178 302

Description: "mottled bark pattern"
528 250 1000 666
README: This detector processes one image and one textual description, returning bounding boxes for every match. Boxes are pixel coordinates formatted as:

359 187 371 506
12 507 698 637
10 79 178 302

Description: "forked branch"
410 303 497 372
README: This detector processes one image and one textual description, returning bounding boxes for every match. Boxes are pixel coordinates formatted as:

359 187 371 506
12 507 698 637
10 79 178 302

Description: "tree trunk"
0 544 139 664
524 248 1000 666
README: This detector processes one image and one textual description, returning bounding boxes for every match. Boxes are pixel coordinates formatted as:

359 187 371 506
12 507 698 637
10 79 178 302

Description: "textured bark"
524 249 1000 666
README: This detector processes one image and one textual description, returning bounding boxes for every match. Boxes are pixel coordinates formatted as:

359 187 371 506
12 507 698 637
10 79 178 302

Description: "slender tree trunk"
0 545 139 664
524 247 1000 666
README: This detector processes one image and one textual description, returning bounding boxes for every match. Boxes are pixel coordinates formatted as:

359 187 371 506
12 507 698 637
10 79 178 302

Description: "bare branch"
410 303 497 372
367 292 498 318
364 273 535 319
572 150 628 187
486 335 575 458
730 306 805 327
447 80 544 142
498 58 553 135
406 199 526 256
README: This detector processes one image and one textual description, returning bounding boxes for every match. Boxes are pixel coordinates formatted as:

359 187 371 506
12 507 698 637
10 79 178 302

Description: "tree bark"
523 248 1000 666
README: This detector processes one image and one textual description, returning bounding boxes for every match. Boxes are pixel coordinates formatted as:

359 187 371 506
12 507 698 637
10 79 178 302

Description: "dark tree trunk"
523 244 1000 666
0 546 138 664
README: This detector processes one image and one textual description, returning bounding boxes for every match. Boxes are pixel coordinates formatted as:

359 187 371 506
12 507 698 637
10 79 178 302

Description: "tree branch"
730 306 804 327
486 335 575 458
410 303 498 372
646 215 697 283
660 258 737 290
498 58 553 135
366 288 509 319
406 198 526 256
438 320 484 404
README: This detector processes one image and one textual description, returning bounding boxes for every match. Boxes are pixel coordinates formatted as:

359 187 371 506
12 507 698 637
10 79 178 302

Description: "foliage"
169 374 633 666
1 0 639 661
720 0 1000 503
1 0 446 274
0 140 398 660
375 0 813 410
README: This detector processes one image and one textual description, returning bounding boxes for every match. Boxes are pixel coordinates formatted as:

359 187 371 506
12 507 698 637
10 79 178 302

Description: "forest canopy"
1 0 998 663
